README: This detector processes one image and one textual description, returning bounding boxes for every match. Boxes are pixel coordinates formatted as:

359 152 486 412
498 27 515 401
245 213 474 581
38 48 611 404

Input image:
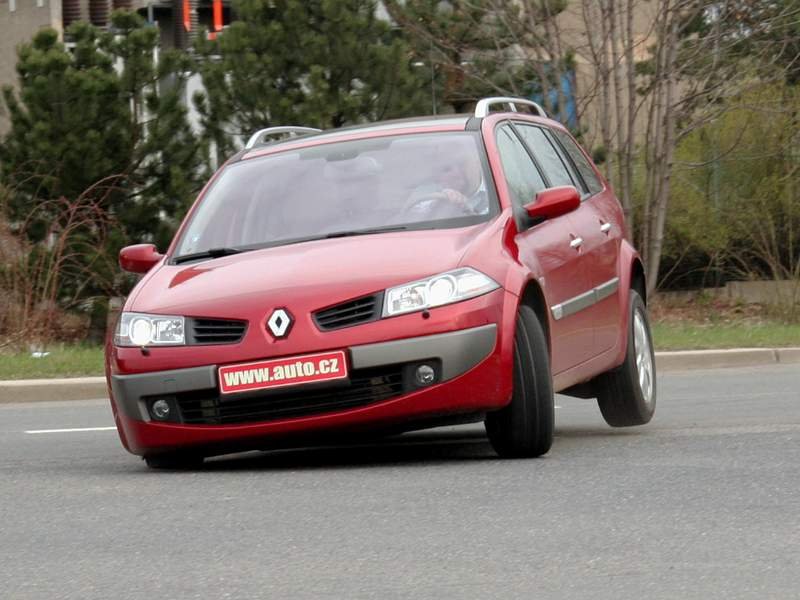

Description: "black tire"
595 290 656 427
144 453 204 470
485 304 554 458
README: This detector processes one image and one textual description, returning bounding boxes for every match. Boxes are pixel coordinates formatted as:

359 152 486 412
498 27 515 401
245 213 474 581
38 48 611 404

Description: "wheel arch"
517 279 552 359
607 241 647 368
630 257 646 305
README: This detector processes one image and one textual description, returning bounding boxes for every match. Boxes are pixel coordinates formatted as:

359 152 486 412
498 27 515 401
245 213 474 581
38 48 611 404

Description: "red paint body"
107 112 643 459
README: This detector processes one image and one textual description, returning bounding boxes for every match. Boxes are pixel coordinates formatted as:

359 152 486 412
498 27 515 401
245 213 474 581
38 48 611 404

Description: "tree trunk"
594 0 615 186
621 0 637 237
608 0 627 200
645 12 679 297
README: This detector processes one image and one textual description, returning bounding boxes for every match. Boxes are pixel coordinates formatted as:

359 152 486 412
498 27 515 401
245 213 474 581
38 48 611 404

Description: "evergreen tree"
194 0 429 157
0 24 131 232
105 11 207 245
0 11 206 302
0 12 205 247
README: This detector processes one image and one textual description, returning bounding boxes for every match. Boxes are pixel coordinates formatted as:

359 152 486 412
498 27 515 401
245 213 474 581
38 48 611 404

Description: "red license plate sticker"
218 350 348 395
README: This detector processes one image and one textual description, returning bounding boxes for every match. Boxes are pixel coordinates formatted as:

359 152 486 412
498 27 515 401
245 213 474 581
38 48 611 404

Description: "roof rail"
245 126 322 149
474 97 547 119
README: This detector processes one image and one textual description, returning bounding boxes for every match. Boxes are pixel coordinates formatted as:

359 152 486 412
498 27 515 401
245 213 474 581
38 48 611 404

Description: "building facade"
0 0 231 134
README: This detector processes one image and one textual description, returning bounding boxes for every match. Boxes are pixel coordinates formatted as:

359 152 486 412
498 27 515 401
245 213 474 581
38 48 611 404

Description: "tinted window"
495 125 546 207
551 129 604 194
515 124 575 188
174 132 496 257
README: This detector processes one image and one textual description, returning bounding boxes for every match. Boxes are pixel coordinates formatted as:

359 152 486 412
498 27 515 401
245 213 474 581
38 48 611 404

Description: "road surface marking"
25 427 117 434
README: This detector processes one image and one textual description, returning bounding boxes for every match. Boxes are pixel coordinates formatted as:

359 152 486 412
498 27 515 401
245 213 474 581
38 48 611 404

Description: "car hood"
128 225 488 317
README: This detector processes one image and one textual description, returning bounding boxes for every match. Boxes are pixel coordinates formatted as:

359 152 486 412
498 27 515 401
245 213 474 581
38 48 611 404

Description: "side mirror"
523 186 580 225
119 244 164 274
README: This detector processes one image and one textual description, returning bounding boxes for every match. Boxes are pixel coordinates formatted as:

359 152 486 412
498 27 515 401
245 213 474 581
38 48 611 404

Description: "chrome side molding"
551 277 620 321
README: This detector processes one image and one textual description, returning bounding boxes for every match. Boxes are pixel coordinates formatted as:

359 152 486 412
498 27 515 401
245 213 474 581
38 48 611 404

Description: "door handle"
570 237 584 249
600 222 611 233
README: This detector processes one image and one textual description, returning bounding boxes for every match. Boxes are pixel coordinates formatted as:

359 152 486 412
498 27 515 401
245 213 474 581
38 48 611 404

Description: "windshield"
173 132 497 259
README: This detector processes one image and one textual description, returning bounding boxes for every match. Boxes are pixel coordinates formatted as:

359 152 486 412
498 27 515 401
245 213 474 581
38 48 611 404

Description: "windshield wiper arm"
173 227 409 263
324 226 408 239
173 247 250 264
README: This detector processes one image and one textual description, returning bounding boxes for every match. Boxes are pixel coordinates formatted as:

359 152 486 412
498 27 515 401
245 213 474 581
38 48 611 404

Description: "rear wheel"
144 453 204 470
485 305 554 458
595 290 656 426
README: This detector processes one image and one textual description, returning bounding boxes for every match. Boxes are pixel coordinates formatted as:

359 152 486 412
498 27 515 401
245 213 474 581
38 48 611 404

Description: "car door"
514 121 606 363
549 127 623 353
494 123 595 373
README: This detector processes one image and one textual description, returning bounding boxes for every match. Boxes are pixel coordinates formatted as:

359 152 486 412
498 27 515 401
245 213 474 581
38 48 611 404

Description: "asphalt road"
1 365 799 600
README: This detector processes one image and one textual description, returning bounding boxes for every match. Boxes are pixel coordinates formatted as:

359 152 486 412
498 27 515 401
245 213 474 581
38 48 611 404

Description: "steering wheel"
403 189 477 219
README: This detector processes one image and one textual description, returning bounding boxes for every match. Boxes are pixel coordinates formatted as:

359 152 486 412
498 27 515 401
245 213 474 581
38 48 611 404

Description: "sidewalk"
1 347 798 404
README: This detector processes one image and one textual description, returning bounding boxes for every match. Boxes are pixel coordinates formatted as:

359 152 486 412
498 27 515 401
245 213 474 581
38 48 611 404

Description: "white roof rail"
245 126 322 149
474 97 547 118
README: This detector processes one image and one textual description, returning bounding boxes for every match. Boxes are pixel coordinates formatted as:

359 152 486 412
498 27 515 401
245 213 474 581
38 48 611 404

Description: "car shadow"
193 425 644 472
554 426 645 438
200 427 501 471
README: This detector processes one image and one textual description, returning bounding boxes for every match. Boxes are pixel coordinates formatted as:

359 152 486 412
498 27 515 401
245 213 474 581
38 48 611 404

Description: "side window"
551 129 604 195
515 124 575 188
495 125 547 207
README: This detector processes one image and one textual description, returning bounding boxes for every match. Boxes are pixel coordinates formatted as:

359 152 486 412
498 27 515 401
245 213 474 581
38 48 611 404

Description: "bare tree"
0 177 121 349
384 0 799 296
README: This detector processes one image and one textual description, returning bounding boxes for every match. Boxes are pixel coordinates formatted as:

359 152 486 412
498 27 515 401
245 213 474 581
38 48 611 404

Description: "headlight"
115 312 185 346
383 268 500 317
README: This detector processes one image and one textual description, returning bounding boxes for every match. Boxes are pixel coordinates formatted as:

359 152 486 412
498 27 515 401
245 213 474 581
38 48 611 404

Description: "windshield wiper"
173 247 251 264
173 227 409 264
324 225 408 239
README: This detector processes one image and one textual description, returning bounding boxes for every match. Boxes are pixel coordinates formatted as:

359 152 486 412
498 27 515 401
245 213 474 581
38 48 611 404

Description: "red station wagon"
107 97 656 469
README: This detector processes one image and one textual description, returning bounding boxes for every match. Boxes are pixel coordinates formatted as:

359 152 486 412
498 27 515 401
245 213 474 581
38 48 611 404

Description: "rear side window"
551 129 604 195
515 124 575 188
495 125 547 207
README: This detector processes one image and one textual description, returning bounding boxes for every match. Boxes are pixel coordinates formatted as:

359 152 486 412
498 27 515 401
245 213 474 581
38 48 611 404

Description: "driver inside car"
406 142 490 217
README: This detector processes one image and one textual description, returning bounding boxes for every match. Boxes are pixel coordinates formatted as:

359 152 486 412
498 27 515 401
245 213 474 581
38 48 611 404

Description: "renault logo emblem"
267 308 293 338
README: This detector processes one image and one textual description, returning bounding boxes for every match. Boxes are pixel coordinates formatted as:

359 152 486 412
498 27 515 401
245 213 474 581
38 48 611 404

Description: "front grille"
313 293 383 331
187 318 247 345
172 364 405 425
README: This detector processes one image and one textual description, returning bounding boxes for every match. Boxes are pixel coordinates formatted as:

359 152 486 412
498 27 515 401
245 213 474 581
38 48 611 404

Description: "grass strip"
0 345 105 380
652 322 800 351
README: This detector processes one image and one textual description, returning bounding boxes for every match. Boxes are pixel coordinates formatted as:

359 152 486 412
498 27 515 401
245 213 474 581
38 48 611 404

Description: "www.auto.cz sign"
218 350 348 395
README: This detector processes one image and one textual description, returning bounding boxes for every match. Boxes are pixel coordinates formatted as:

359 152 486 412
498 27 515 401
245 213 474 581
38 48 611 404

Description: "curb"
656 347 800 372
0 376 108 404
1 348 798 404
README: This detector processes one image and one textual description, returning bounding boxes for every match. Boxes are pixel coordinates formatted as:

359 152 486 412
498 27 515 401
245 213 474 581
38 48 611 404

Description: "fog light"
151 399 171 420
415 364 436 386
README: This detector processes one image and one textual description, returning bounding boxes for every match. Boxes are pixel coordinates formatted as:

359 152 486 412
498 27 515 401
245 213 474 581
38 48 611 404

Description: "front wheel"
595 290 656 427
485 305 554 458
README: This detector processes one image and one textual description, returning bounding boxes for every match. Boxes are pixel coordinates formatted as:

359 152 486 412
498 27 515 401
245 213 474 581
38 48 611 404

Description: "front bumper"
110 323 511 456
